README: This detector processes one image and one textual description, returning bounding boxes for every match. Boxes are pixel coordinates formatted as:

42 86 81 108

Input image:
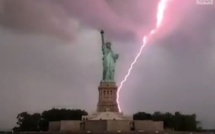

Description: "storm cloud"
0 0 198 42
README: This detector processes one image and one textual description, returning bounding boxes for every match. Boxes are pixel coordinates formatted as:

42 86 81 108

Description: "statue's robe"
102 45 117 82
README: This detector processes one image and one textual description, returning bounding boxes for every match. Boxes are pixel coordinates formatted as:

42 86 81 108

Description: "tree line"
13 108 201 132
133 111 202 131
13 108 88 132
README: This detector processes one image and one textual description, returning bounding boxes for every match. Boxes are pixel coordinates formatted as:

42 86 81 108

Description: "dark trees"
13 108 88 132
133 111 200 131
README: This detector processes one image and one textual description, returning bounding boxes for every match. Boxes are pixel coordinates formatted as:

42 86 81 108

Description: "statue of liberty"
100 30 119 82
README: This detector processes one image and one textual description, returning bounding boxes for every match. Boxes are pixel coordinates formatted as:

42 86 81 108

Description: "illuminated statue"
100 30 119 82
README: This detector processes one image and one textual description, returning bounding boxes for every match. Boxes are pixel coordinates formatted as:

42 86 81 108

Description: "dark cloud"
0 0 165 42
0 0 78 41
0 0 205 42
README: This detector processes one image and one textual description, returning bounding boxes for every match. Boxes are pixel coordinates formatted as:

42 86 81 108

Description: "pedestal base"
82 111 132 120
97 82 119 112
49 117 164 132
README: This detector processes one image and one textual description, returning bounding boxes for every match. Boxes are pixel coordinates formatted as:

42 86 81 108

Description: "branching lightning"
117 0 171 112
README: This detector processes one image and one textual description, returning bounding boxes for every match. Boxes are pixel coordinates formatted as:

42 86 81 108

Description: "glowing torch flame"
117 0 170 112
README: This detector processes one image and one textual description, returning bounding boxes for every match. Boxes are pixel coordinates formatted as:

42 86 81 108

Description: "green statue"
100 30 119 82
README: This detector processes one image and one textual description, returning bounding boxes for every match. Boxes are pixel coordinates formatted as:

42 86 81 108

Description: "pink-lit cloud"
0 0 200 43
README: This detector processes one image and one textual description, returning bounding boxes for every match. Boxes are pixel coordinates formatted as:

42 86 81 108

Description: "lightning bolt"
117 0 171 112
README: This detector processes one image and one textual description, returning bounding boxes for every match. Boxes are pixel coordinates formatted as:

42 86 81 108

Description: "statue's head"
106 42 111 49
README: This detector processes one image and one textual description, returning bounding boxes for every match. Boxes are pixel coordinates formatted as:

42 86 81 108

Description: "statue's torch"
100 30 105 45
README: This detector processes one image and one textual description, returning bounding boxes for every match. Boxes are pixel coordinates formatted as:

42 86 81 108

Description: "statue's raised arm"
100 30 106 54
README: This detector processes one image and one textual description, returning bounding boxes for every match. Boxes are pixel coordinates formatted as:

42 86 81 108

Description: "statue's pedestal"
97 82 119 112
82 82 132 121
